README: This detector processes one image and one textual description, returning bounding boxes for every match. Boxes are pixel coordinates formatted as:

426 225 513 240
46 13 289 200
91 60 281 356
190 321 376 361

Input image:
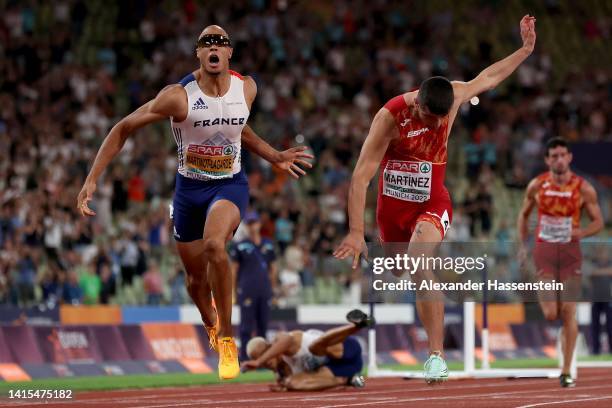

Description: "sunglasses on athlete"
196 34 232 48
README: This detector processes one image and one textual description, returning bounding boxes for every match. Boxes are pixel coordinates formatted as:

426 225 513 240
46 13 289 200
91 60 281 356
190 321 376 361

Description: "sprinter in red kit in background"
518 137 603 387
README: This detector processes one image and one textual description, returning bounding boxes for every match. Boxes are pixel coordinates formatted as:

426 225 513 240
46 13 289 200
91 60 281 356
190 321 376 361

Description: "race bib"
185 144 235 178
538 215 572 243
383 160 432 202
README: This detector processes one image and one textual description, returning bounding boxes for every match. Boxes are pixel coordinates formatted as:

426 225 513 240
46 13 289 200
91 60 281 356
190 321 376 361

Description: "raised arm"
453 15 536 104
574 181 604 240
77 85 187 216
241 76 313 178
333 107 397 268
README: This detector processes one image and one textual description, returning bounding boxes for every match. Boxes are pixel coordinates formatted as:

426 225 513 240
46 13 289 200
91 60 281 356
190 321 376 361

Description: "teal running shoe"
424 353 448 384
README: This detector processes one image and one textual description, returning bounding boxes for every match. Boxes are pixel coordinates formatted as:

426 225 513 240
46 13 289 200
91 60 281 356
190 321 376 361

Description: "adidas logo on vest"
192 97 208 110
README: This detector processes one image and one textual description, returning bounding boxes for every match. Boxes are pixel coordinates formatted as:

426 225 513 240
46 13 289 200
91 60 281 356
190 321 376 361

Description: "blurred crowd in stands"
0 0 610 307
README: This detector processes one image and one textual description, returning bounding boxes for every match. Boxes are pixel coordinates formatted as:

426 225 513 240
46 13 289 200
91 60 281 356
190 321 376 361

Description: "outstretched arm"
333 107 397 268
77 85 187 216
453 15 536 103
574 181 604 239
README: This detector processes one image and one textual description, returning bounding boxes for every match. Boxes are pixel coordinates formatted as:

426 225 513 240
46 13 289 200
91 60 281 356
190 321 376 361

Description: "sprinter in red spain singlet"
377 95 453 241
518 137 603 387
335 15 537 383
532 169 584 281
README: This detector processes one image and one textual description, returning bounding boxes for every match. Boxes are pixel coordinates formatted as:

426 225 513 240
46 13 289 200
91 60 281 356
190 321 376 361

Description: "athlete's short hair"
246 336 267 359
545 137 570 156
417 76 454 116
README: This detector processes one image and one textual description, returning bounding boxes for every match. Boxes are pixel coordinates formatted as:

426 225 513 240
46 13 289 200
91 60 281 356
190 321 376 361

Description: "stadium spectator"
40 269 59 306
63 271 82 305
274 208 294 253
463 183 493 238
99 263 116 305
16 247 36 305
80 263 101 305
278 240 305 307
446 206 471 242
169 267 187 305
143 261 164 306
119 232 139 286
278 266 302 308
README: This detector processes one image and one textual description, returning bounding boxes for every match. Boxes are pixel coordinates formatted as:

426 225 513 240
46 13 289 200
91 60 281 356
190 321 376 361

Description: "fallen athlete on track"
241 309 373 391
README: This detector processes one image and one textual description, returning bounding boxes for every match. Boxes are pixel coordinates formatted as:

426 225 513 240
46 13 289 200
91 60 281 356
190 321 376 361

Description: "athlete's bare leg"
560 301 578 374
538 275 561 320
409 221 444 353
309 324 360 358
539 300 559 321
176 244 217 327
202 199 241 338
539 276 580 375
284 367 346 391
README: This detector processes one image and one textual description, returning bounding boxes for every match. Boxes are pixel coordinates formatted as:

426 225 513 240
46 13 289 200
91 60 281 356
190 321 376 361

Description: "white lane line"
515 396 612 408
314 384 612 408
13 375 612 407
71 373 611 404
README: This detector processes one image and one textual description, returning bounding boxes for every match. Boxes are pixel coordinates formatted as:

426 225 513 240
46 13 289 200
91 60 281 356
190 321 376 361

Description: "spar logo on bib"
185 142 236 179
387 161 420 172
383 160 433 203
187 144 235 157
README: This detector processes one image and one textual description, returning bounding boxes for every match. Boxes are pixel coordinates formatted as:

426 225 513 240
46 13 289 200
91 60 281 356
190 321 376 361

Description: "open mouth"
209 54 220 65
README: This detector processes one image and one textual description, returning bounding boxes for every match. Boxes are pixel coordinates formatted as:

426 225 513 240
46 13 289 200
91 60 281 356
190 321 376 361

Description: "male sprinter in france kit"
334 16 536 383
77 25 312 380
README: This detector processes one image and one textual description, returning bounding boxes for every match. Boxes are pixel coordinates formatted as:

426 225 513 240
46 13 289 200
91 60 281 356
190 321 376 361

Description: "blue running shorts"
324 336 363 378
171 171 249 242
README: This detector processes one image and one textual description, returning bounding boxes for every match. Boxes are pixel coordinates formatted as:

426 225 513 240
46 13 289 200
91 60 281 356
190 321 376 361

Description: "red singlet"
377 94 452 242
532 172 584 280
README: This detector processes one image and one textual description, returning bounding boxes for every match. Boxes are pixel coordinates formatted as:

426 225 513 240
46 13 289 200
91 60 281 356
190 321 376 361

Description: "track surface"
2 368 612 407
